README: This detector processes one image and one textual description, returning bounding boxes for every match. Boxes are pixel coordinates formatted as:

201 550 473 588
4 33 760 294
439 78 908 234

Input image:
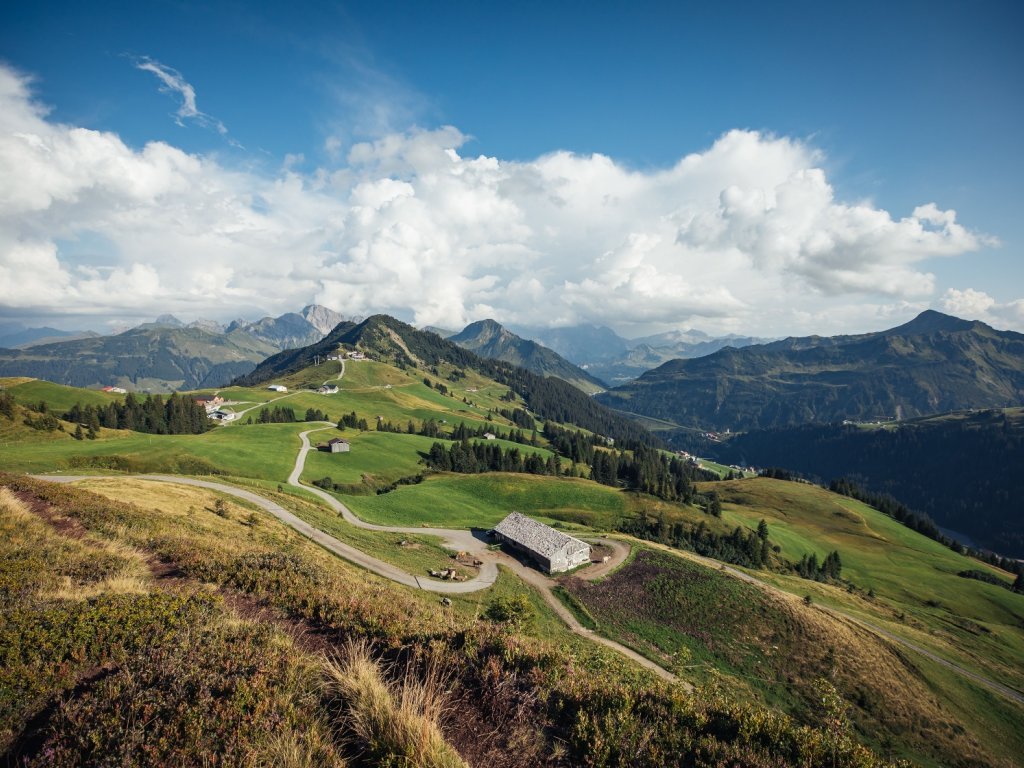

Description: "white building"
267 384 288 392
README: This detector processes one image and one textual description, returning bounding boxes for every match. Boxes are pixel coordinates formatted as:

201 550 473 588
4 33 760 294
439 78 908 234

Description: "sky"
0 0 1021 338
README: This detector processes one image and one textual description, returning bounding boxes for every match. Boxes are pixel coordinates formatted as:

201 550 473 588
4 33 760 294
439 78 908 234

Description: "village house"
210 409 237 422
346 350 366 360
491 511 591 574
318 437 350 453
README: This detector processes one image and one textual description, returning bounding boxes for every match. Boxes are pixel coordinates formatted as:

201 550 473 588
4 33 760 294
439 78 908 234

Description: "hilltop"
235 313 656 449
596 310 1024 431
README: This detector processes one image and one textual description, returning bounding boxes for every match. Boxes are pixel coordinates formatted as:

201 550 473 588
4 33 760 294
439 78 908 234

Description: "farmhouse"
101 385 128 394
491 512 591 574
483 432 497 440
318 384 339 394
319 437 350 453
267 384 288 392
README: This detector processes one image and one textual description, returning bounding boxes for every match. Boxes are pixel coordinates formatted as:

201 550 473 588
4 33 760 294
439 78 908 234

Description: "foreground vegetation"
1 474 907 767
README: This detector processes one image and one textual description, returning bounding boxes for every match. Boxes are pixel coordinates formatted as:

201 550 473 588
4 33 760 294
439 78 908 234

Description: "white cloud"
0 64 1002 336
135 57 228 135
941 288 1024 329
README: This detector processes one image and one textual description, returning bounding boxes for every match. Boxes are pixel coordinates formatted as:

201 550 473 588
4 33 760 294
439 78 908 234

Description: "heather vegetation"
1 474 915 767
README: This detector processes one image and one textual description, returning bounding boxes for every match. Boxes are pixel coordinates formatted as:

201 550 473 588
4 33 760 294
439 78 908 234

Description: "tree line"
618 513 774 569
64 394 210 435
424 440 561 476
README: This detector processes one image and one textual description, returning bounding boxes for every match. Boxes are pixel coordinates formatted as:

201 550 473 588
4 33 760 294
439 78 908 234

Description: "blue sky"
1 0 1021 336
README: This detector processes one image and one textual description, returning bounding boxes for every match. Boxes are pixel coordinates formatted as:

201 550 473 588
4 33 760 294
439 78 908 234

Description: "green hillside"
706 408 1024 557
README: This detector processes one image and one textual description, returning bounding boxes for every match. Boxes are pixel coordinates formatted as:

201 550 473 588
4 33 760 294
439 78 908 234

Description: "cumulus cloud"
941 288 1024 328
0 64 1001 335
135 57 228 135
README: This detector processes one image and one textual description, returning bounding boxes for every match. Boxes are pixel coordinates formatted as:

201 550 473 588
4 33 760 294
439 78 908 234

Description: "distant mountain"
511 323 770 386
0 305 347 392
511 324 631 364
596 310 1024 431
300 304 347 336
450 320 606 394
421 325 457 339
235 314 658 449
224 304 346 349
0 325 280 391
584 334 773 385
0 323 98 349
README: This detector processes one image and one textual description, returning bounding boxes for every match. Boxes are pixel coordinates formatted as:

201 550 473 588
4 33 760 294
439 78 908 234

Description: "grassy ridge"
1 377 123 411
1 473 907 767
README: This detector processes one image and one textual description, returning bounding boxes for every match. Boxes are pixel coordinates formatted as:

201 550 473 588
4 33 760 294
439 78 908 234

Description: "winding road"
34 421 680 684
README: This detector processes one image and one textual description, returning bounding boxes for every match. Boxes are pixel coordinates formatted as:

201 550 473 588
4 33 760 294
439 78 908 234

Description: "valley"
2 314 1023 766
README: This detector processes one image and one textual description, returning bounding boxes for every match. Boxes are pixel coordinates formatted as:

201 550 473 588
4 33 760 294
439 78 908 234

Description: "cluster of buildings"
194 394 237 422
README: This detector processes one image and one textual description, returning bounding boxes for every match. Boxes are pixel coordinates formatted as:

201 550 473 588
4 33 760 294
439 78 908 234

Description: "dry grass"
322 641 467 768
0 486 33 521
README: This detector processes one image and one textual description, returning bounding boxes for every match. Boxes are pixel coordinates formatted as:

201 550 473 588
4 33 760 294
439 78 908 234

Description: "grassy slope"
564 546 1024 767
342 473 628 531
2 377 123 411
705 478 1024 693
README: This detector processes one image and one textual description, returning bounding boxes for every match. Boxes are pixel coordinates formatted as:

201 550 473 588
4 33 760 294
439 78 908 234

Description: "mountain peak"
300 304 346 336
153 314 184 328
889 310 978 336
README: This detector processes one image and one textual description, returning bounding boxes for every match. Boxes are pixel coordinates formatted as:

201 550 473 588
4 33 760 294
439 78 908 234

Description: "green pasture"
341 472 627 530
0 422 306 482
301 430 436 487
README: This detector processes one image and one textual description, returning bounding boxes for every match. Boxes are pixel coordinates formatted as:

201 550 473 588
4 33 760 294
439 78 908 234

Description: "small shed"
491 512 591 574
323 437 350 453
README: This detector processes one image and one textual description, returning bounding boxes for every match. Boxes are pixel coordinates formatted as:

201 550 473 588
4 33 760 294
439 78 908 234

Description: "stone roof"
493 512 589 560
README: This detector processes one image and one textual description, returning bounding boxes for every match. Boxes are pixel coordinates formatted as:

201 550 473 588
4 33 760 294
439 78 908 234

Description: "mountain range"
595 310 1024 431
0 305 346 391
507 324 773 385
